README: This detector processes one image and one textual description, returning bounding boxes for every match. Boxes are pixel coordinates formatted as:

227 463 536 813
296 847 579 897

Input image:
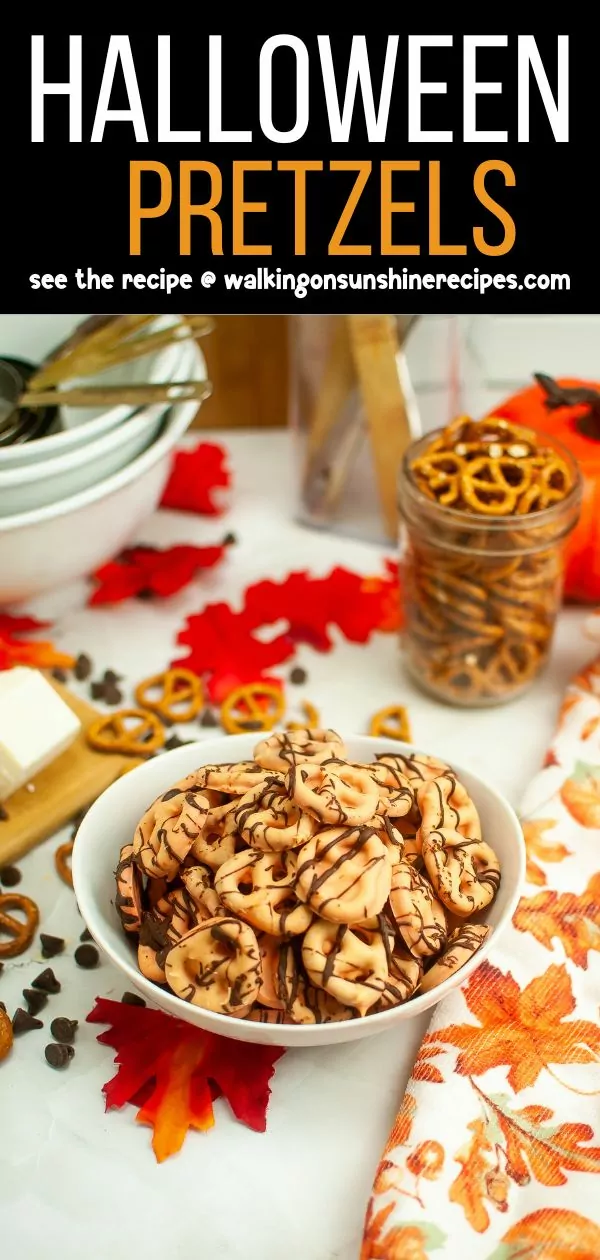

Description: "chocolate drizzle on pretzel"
115 734 500 1021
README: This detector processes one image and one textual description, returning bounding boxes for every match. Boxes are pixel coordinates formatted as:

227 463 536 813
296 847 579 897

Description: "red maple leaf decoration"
174 563 401 702
0 613 74 672
88 542 229 606
87 998 285 1163
161 441 231 516
174 602 293 703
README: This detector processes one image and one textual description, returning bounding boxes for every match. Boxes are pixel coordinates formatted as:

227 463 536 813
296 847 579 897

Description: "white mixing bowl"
0 318 195 468
72 734 525 1048
0 399 198 603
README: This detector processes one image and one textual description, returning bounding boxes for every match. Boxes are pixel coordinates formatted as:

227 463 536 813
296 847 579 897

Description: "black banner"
2 28 593 312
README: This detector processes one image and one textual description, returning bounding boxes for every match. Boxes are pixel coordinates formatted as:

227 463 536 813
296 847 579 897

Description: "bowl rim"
0 345 205 530
0 406 167 487
73 733 525 1044
0 316 193 467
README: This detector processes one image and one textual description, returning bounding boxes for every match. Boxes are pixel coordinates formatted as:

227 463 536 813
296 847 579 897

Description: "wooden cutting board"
0 680 142 867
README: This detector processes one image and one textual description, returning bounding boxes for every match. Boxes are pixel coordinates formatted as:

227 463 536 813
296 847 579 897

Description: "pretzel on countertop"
55 840 74 887
369 705 413 743
215 848 312 936
294 826 392 924
302 919 389 1016
0 893 40 959
0 1006 13 1060
87 708 165 757
220 683 285 735
134 668 203 724
165 916 261 1016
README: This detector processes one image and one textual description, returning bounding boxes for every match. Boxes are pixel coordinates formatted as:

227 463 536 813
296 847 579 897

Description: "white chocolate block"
0 667 81 801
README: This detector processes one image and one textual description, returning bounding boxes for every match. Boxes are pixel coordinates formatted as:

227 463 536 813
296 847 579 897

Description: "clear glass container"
398 432 582 706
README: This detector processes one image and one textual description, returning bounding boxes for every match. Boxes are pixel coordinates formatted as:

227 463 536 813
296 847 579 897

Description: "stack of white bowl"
0 316 208 604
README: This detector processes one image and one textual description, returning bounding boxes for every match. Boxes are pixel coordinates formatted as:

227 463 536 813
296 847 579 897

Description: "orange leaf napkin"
362 657 600 1260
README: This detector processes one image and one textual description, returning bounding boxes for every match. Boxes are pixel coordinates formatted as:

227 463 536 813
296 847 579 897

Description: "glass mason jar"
398 432 582 706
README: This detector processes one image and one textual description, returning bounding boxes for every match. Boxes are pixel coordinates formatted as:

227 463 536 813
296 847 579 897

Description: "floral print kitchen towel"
362 656 600 1260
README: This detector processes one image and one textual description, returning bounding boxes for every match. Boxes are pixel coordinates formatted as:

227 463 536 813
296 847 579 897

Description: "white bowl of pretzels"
73 731 525 1046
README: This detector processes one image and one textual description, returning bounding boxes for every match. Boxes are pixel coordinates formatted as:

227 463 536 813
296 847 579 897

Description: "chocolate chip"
0 865 22 887
74 944 99 969
90 681 106 701
74 653 92 681
45 1043 74 1069
103 682 123 706
31 968 61 994
0 805 9 822
80 928 93 942
51 668 68 683
223 532 237 546
23 989 47 1016
121 991 146 1007
199 708 219 728
103 669 122 685
289 666 307 685
50 1017 78 1044
164 734 194 751
12 1007 43 1035
40 934 65 959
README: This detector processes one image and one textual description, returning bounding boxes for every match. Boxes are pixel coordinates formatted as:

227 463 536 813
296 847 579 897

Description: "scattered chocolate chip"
0 865 22 887
164 734 194 751
238 719 264 731
103 682 123 706
50 1017 78 1044
40 934 65 959
289 666 307 685
90 681 106 701
74 653 92 681
199 708 219 728
51 667 68 683
31 968 61 995
223 532 237 546
121 991 146 1008
23 989 47 1016
79 928 93 942
12 1007 43 1035
45 1043 74 1069
74 943 99 969
0 804 9 822
103 669 122 685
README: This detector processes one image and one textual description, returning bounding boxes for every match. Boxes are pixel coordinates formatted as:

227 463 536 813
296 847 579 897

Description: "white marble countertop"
0 430 593 1260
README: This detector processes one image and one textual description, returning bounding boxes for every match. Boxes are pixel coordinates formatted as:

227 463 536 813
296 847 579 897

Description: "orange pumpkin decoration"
485 374 600 603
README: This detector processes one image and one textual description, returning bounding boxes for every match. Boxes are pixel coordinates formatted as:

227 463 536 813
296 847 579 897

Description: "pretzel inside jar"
400 417 581 706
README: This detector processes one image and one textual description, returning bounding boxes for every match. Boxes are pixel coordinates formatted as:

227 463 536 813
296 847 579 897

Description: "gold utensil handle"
20 380 213 409
28 316 158 391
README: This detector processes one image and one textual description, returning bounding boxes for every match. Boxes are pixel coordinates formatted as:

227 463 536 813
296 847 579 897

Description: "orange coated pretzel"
286 700 320 731
0 893 40 958
55 840 74 887
369 705 413 742
220 682 285 735
87 708 165 757
134 668 203 724
0 1006 13 1061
